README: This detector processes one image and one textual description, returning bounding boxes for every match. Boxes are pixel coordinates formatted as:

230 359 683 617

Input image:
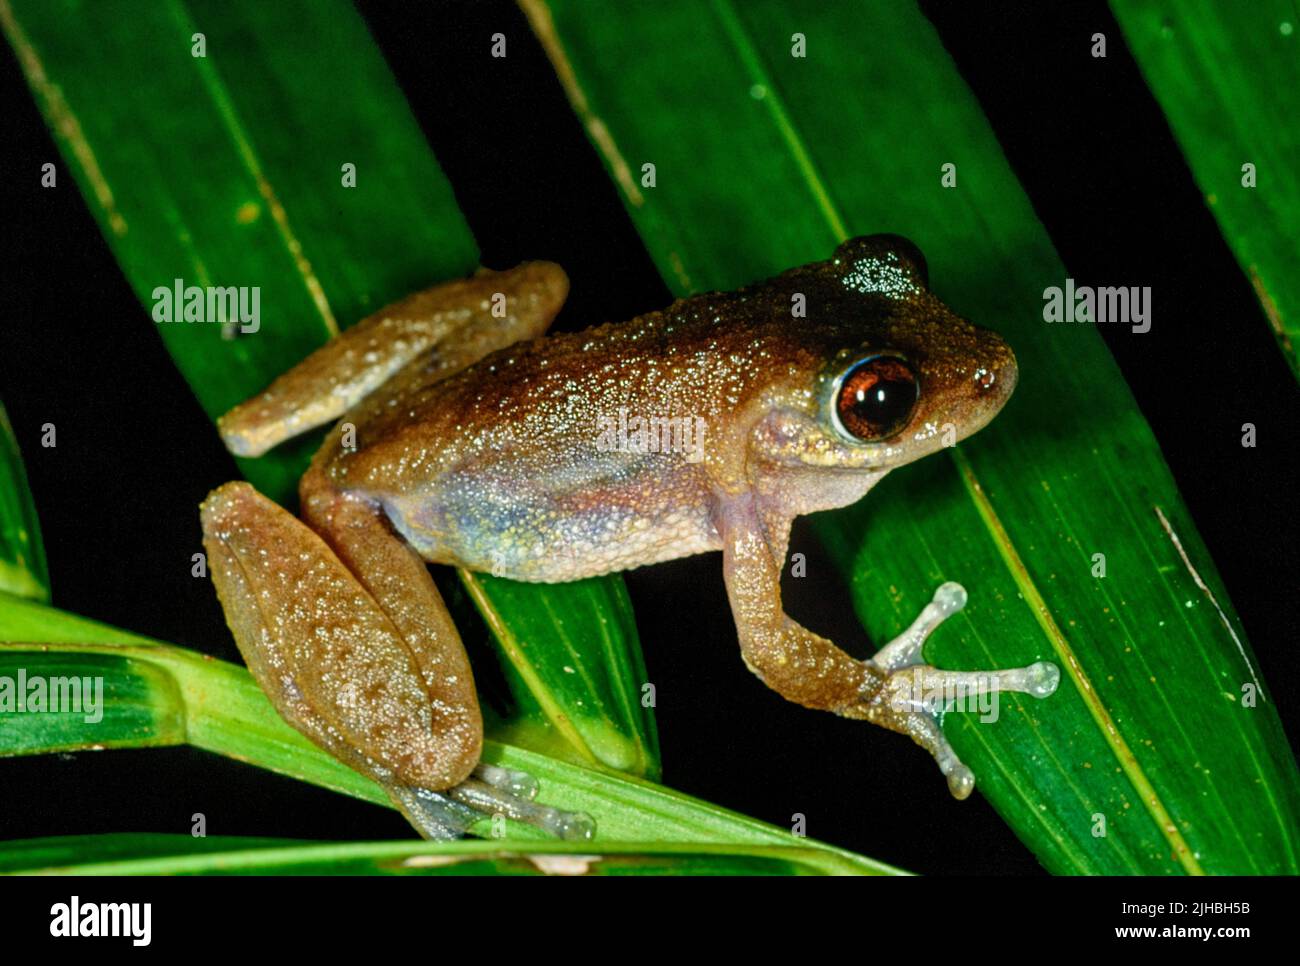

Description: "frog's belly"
380 466 721 582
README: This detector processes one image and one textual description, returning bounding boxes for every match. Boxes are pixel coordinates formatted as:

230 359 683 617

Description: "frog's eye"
833 356 919 442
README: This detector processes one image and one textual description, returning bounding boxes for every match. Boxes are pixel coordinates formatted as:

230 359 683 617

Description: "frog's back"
323 297 744 579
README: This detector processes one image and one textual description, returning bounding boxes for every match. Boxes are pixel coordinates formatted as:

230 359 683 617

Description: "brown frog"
201 235 1059 838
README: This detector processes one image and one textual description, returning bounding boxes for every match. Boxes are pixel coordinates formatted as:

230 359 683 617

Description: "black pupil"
838 356 917 440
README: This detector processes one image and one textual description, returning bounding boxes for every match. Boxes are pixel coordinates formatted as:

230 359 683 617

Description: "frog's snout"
943 330 1017 440
974 350 1017 404
970 329 1018 411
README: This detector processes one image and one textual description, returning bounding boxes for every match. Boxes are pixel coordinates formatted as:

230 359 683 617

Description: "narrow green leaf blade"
1111 0 1300 378
524 0 1300 874
0 597 902 874
0 833 882 876
1 0 658 777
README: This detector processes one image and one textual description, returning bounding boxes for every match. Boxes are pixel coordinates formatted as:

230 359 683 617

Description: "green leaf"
523 0 1300 874
1 0 657 777
0 401 48 602
457 572 659 778
0 595 901 875
1111 0 1300 379
0 833 881 876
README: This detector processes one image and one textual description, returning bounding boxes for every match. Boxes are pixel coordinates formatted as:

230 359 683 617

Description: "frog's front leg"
200 479 593 840
715 494 1059 799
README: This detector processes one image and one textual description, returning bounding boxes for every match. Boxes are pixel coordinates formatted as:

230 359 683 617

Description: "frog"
200 234 1060 840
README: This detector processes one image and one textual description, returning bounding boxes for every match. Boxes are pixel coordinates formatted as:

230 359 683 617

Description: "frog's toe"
450 766 596 840
947 763 975 801
892 706 976 800
475 762 540 801
388 764 595 841
870 581 968 672
388 786 482 840
1024 660 1061 698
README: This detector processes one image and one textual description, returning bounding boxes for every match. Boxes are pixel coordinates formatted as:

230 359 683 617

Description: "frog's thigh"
200 481 482 792
220 260 569 456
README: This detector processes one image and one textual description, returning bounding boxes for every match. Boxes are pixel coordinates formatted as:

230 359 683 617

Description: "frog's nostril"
972 359 1017 399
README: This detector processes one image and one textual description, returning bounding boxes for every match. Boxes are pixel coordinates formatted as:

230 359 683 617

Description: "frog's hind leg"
200 478 593 840
219 261 568 457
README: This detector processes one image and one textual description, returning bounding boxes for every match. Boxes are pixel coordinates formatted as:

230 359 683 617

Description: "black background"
0 0 1295 876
